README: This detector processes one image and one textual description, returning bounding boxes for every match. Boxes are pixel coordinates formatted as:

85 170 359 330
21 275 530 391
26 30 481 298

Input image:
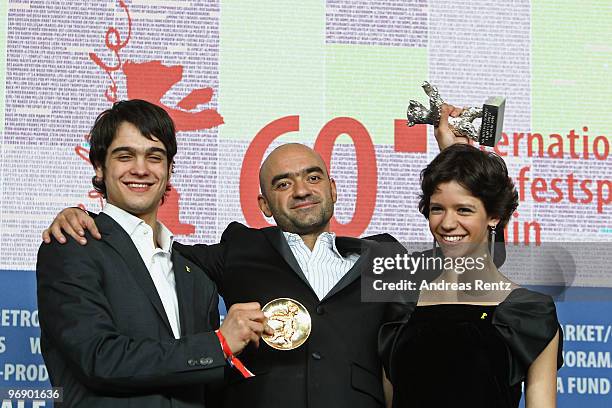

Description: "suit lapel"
172 251 195 336
260 227 316 294
96 213 174 336
322 236 370 301
261 227 371 301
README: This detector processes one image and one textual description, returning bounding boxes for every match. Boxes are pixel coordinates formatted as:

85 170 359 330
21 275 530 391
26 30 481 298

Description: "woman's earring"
489 225 497 260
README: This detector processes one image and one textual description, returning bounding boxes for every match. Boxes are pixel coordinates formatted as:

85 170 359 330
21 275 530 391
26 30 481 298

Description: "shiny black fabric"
382 289 563 408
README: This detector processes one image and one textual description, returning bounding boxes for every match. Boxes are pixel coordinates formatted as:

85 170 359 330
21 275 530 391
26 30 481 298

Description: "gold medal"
262 298 311 350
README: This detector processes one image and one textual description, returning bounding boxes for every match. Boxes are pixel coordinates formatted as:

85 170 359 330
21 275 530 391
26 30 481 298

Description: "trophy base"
479 96 506 147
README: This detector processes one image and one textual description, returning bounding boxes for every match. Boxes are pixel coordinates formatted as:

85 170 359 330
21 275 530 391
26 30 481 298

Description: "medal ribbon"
215 329 255 378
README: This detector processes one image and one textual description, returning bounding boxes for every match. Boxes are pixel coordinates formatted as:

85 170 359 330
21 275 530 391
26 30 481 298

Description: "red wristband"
215 330 255 378
215 329 232 359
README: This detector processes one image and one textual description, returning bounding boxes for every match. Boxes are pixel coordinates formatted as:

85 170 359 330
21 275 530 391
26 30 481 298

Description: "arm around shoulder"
173 241 226 288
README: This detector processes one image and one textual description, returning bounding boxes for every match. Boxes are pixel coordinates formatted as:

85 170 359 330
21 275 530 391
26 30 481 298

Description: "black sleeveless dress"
379 288 563 408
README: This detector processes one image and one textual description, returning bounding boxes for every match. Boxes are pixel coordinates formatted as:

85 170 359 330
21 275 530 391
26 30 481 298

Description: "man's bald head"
257 143 336 236
259 143 330 198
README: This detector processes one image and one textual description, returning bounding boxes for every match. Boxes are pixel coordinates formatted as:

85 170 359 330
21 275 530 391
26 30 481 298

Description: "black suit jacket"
175 222 412 408
36 213 225 408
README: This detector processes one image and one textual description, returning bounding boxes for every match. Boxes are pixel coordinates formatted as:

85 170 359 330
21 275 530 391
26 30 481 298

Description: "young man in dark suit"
37 100 269 407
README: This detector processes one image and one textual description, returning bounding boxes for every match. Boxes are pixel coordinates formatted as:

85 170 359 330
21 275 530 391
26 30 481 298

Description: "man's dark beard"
274 204 333 235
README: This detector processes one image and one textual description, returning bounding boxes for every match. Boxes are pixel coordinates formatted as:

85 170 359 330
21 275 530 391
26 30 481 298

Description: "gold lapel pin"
480 312 487 320
185 266 191 273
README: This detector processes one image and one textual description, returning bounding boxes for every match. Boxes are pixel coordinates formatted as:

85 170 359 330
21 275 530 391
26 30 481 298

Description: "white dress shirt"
282 231 359 300
103 203 181 339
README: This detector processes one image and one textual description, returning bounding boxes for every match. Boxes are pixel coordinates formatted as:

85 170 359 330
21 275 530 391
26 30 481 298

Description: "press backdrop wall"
0 1 610 407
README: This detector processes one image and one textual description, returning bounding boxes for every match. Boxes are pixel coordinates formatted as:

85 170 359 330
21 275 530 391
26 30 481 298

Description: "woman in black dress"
380 144 563 408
